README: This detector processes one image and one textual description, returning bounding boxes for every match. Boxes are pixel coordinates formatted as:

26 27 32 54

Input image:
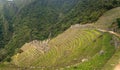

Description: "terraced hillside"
0 5 120 70
0 0 120 64
8 23 119 70
6 7 119 70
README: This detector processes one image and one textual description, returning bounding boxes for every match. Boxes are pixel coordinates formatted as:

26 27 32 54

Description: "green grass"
0 63 22 70
65 33 116 70
101 36 120 70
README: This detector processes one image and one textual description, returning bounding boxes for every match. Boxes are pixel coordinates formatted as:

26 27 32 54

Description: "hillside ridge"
0 1 120 70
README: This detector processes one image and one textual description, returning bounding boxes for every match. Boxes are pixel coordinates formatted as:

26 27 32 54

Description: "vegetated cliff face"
0 0 38 61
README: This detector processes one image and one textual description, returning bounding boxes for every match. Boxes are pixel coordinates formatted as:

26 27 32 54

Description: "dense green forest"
0 0 120 62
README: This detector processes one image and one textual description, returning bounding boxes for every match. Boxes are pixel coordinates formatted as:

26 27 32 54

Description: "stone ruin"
21 39 50 54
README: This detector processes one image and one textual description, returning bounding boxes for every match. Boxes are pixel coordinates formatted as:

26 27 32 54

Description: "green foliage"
117 18 120 28
58 0 120 27
0 49 7 61
2 0 78 61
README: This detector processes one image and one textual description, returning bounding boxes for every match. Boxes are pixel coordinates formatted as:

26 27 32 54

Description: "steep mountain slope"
7 7 120 70
1 0 120 62
0 0 120 70
2 0 34 22
0 0 39 61
2 0 79 61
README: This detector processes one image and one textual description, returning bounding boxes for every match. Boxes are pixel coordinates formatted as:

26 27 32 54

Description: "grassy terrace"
65 33 116 70
10 26 117 70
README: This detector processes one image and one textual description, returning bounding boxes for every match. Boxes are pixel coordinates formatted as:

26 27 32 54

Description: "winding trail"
71 24 120 37
97 29 120 38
